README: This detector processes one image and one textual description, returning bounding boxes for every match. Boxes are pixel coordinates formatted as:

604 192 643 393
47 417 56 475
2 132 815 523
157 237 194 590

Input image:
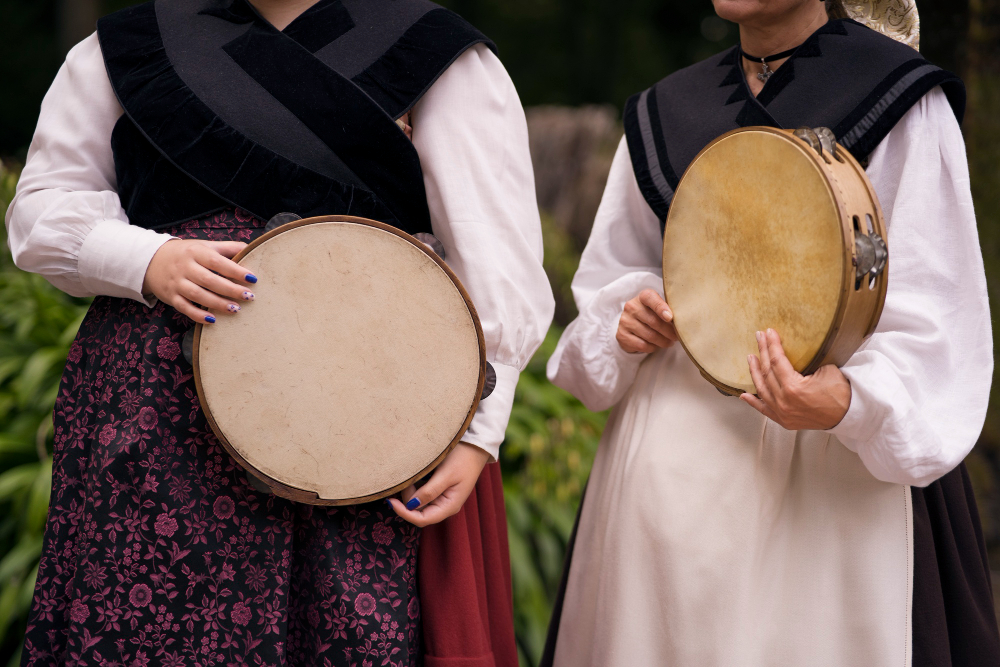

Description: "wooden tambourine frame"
663 127 889 396
192 215 487 505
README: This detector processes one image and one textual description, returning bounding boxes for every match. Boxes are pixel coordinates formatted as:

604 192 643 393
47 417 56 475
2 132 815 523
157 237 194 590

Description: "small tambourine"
190 215 490 505
663 126 888 396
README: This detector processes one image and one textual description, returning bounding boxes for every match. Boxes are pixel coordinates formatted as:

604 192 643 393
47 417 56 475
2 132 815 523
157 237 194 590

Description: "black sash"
624 19 965 223
97 0 495 232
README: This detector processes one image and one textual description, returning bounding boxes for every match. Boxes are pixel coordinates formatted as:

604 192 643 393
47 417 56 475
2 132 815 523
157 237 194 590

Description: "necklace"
741 46 799 83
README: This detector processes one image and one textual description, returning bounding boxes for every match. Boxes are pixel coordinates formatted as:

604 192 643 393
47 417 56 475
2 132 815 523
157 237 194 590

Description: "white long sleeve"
4 38 554 460
546 137 664 411
5 34 172 304
413 44 555 459
548 88 992 486
827 88 992 486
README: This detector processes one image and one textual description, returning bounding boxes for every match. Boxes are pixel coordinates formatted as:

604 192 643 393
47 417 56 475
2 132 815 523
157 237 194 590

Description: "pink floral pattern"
21 209 421 667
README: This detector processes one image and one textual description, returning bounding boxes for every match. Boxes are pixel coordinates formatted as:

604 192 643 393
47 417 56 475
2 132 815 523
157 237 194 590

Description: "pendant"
756 61 773 83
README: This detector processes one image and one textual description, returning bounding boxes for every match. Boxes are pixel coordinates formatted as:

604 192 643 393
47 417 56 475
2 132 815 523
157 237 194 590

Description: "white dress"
547 87 992 666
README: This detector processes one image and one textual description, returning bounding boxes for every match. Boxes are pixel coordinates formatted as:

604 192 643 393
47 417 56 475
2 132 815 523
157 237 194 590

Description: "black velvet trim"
833 59 927 138
622 93 670 223
719 64 744 90
843 69 965 161
755 58 796 107
282 0 354 53
647 90 678 190
734 98 779 127
351 7 497 119
98 3 397 230
222 22 432 232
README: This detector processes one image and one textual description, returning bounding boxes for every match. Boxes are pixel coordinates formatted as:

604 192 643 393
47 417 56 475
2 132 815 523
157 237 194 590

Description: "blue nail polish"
205 315 216 323
242 291 255 301
245 273 258 284
405 498 421 511
385 499 393 508
228 304 241 313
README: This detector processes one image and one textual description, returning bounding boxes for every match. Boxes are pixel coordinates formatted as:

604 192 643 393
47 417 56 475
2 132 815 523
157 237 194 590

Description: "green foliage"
501 330 607 665
0 164 90 665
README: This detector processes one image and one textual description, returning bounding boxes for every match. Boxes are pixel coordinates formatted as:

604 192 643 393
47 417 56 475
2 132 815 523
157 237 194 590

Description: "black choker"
740 46 799 82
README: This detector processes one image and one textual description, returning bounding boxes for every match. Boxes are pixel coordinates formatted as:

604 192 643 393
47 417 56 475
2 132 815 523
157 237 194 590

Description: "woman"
6 0 553 665
544 0 998 665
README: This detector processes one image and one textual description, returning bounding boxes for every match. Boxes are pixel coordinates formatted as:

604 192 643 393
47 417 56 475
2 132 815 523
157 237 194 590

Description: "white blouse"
5 34 555 462
547 87 993 487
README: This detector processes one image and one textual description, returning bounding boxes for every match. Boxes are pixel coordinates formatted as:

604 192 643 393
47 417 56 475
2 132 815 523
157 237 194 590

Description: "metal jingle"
182 328 195 365
481 362 497 400
264 212 303 233
854 232 888 280
793 127 822 153
813 127 838 158
412 232 446 260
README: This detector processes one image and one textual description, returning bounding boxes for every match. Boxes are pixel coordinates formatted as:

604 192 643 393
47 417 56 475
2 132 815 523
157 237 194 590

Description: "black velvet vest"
624 19 965 224
97 0 495 233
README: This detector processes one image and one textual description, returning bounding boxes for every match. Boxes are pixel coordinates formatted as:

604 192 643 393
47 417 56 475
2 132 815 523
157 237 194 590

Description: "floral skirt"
21 209 421 667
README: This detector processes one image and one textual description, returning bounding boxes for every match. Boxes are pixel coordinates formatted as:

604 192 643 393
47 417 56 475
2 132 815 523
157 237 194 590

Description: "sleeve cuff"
825 362 884 451
78 219 174 305
460 362 520 462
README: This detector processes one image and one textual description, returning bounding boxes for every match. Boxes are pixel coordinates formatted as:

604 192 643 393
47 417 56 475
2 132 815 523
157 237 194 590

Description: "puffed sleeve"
4 33 172 304
827 87 993 487
545 137 665 411
411 44 555 461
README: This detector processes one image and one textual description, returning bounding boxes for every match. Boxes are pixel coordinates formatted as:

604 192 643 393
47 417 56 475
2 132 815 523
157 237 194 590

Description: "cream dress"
546 87 992 666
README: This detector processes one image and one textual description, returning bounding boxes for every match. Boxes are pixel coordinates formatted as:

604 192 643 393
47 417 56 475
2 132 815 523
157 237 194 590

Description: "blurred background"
0 0 998 665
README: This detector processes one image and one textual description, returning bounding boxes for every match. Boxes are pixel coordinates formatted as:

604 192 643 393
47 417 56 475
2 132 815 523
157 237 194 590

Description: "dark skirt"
542 463 1000 666
21 209 422 667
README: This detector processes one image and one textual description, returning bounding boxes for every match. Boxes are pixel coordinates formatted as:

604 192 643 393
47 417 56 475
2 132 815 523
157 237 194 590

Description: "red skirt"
419 462 519 667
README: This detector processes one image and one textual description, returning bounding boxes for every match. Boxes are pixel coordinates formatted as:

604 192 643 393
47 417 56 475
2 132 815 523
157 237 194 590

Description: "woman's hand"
741 328 851 430
616 289 678 354
142 239 256 323
387 442 490 527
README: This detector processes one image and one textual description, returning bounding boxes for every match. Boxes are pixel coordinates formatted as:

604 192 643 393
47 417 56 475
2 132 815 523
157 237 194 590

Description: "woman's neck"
739 3 828 95
247 0 321 30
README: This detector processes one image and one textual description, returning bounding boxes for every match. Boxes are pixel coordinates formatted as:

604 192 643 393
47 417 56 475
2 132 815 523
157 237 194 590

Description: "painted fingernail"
245 273 258 284
228 304 241 313
205 315 216 323
385 499 393 508
242 291 255 301
405 498 421 511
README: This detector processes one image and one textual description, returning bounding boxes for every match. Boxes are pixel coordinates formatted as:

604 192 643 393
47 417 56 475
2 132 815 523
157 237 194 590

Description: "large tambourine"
663 126 889 396
191 216 486 505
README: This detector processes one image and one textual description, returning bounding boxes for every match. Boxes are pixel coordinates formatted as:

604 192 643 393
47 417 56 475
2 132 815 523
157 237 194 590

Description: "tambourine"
663 126 888 396
190 215 488 504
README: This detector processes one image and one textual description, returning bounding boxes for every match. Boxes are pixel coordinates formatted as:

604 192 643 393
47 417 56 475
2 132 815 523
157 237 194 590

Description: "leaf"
0 534 43 583
0 463 38 502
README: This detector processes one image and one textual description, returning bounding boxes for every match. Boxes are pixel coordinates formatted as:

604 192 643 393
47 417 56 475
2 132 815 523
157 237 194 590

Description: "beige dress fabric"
553 347 912 666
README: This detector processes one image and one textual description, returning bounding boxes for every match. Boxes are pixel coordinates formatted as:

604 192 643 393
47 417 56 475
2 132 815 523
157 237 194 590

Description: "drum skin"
193 216 486 505
663 127 888 396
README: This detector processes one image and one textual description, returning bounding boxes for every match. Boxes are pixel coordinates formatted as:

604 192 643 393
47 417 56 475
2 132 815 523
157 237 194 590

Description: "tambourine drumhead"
664 127 885 395
194 216 484 505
